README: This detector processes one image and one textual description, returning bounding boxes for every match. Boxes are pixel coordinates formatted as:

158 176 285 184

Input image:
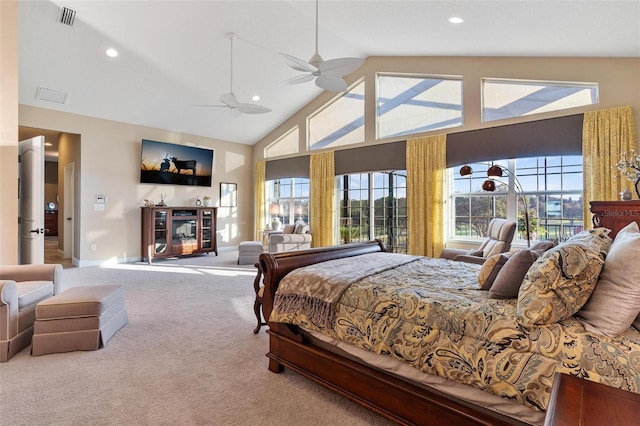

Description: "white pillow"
294 222 308 234
577 221 640 336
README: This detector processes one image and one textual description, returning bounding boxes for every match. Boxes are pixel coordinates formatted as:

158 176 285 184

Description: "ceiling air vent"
37 87 68 104
58 6 77 26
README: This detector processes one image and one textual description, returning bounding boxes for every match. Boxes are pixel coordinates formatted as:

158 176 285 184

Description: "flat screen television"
140 139 214 187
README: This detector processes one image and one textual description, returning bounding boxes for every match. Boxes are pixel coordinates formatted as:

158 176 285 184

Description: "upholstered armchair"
0 264 63 362
268 224 312 253
440 218 517 264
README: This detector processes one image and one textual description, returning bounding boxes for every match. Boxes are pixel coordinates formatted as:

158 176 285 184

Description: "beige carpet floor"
0 251 394 426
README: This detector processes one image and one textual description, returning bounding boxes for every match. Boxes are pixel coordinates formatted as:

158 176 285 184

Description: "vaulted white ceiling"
19 0 640 146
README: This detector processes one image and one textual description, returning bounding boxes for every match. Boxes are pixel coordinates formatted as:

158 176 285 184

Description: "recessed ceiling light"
44 142 52 147
106 48 118 58
252 95 260 101
449 17 464 24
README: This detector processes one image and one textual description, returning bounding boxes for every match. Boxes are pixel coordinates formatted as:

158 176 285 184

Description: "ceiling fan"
280 0 364 92
196 32 271 115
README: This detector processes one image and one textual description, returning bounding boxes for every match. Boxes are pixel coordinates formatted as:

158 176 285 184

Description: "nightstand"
545 372 640 425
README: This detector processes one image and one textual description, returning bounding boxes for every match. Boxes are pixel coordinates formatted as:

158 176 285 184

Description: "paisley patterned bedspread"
270 255 640 412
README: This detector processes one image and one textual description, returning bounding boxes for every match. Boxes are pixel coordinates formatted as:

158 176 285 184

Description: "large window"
376 73 463 139
266 178 310 227
308 81 365 151
338 171 407 253
451 156 583 244
482 78 598 122
265 126 299 158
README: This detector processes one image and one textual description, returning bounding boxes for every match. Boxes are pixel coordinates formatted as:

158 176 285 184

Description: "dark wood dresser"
545 373 640 426
44 210 58 236
589 200 640 239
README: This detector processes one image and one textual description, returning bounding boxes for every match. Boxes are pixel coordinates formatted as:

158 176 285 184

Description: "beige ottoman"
32 285 128 356
238 241 263 265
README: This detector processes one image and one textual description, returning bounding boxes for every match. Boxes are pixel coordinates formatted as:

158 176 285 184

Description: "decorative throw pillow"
477 253 510 290
488 240 558 298
294 222 307 234
488 249 540 299
565 228 613 256
529 239 559 252
516 243 605 326
578 221 640 336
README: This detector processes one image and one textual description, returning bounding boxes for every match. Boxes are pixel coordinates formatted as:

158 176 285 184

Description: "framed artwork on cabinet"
220 182 237 207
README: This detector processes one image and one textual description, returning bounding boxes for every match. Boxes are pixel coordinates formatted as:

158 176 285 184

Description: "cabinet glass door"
201 209 212 249
172 210 198 255
154 210 168 254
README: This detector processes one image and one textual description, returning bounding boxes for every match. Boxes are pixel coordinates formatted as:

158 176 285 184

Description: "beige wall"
19 106 254 266
0 1 19 264
253 56 640 160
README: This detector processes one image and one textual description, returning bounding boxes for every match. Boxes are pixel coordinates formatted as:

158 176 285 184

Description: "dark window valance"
334 141 407 175
265 114 584 178
265 155 310 180
445 114 584 167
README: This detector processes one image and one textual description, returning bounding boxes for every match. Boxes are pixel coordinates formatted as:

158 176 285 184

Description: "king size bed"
257 225 640 425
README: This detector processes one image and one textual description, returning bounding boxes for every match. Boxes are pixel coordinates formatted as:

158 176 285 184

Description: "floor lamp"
459 164 531 247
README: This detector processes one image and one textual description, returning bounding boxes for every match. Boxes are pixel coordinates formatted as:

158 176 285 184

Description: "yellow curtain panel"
310 151 335 248
407 135 446 257
254 161 266 238
582 106 637 227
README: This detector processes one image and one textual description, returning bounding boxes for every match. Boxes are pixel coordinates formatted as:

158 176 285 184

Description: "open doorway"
18 126 78 268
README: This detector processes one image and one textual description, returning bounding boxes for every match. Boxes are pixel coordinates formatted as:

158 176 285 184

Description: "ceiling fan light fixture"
280 0 363 92
194 32 271 115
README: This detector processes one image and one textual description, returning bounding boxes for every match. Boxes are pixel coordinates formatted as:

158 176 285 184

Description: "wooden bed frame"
258 241 531 426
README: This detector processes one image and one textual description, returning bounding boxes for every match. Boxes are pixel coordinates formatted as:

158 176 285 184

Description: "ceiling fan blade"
193 104 226 108
220 92 240 108
281 74 316 86
315 75 348 92
280 52 318 73
227 108 242 119
237 103 272 114
319 57 365 78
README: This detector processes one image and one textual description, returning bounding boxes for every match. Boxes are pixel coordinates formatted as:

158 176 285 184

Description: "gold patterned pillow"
565 228 613 256
477 253 510 290
516 243 605 326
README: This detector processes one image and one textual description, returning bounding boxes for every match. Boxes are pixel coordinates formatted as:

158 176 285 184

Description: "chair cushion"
482 239 507 258
17 281 54 309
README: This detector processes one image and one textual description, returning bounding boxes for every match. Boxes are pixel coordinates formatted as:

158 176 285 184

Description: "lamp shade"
482 180 496 191
269 204 281 215
459 165 473 176
487 165 504 178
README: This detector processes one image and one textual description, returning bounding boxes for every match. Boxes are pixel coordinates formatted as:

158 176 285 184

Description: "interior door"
63 162 75 260
18 136 45 264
